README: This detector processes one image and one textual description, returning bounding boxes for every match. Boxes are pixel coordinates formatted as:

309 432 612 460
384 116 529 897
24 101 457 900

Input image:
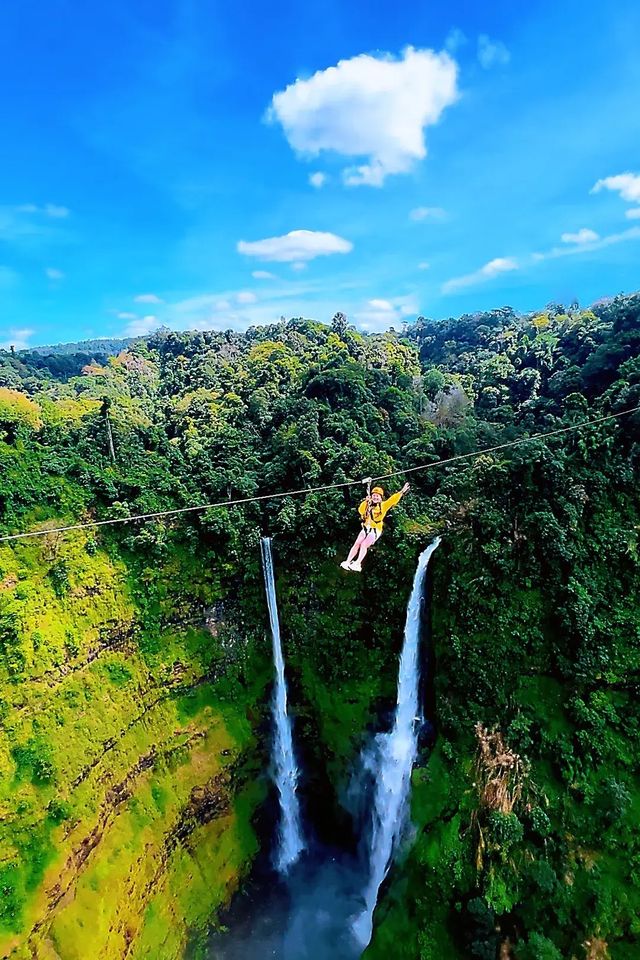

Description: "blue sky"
1 0 639 349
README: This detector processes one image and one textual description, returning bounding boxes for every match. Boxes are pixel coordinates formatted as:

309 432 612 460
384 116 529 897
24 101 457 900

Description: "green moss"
0 822 57 936
0 531 269 960
176 683 219 721
102 659 133 687
0 863 25 934
410 743 467 826
299 657 392 779
47 799 72 825
11 739 56 787
151 783 168 814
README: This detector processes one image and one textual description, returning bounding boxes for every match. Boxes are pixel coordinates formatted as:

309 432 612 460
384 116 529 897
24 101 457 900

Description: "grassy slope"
0 527 269 960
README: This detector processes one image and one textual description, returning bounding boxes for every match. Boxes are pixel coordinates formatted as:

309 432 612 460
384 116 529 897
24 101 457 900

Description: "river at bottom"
204 849 368 960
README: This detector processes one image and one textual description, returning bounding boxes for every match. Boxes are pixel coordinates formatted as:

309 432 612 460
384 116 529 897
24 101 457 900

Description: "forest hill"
0 295 639 959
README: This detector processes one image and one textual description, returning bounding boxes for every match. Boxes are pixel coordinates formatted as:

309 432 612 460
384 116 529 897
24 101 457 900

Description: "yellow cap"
372 486 384 495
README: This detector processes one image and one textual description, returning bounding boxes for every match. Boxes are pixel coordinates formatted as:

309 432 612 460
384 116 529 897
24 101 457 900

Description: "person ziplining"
0 404 637 546
340 481 410 572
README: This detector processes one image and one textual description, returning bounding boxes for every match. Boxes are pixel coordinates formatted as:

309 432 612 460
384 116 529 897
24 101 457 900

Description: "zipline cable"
371 404 640 482
0 404 638 544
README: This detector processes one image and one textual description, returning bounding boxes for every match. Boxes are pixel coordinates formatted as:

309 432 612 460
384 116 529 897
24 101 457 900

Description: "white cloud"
483 257 518 276
44 203 69 219
418 261 431 270
482 257 518 277
410 206 446 221
533 226 640 261
110 280 418 339
291 261 307 272
117 311 138 320
163 285 320 334
591 172 640 204
354 294 419 332
0 327 34 351
477 35 511 69
45 266 64 280
561 228 599 245
236 291 257 304
626 208 640 220
267 46 459 187
134 293 164 304
252 270 277 279
445 28 468 53
356 304 401 332
309 172 328 189
0 206 69 247
443 256 518 293
164 287 318 329
17 203 69 218
125 314 160 337
237 229 353 262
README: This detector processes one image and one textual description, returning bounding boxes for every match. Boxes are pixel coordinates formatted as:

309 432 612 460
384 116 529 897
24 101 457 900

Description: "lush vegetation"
1 295 638 959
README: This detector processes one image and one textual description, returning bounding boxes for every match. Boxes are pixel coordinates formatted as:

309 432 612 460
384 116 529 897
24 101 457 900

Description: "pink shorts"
362 527 381 542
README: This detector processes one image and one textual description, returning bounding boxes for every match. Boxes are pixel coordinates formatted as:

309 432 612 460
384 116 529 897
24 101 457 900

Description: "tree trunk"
105 413 116 463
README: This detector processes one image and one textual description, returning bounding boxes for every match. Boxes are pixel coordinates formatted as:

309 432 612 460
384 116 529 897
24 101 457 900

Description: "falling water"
260 537 305 873
353 538 441 947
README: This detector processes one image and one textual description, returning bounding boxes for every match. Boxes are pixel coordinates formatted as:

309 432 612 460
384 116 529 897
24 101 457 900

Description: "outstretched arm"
381 483 410 516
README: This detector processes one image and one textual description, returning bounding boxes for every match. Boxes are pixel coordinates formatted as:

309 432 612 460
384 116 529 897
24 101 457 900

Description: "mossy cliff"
0 520 418 960
0 528 270 960
2 302 639 958
366 509 640 960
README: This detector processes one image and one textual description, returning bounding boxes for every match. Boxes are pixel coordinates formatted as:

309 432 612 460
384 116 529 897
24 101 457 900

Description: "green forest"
1 295 639 960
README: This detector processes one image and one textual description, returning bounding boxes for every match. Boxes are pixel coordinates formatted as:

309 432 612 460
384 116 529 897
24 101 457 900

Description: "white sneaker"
340 560 352 570
349 561 362 572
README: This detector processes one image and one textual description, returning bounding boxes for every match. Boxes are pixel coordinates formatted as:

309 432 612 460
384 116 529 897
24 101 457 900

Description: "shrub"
0 864 25 934
488 810 524 850
518 931 562 960
11 739 56 786
47 799 72 824
49 559 70 598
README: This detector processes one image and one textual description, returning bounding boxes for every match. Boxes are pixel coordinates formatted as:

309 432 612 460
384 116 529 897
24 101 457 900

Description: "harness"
362 499 383 528
360 476 383 531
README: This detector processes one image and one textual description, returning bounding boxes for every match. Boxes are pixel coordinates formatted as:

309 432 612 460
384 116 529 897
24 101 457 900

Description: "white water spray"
260 537 305 873
353 538 441 947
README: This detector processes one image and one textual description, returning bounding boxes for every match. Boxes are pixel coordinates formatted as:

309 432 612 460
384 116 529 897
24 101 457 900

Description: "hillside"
1 297 639 960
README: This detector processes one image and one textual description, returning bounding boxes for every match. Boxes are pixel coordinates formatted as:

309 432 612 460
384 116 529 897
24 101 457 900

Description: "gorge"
1 298 639 959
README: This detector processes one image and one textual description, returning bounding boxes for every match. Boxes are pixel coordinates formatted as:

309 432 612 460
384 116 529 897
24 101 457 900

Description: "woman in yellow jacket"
340 482 410 572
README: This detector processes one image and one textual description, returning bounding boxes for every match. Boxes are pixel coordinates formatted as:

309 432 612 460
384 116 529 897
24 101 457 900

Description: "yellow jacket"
358 491 403 532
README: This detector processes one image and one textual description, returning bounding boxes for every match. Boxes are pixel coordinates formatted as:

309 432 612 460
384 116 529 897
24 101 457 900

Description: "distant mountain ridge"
24 336 134 357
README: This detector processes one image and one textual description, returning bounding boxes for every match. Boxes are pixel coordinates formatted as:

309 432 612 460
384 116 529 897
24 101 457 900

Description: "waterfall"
353 538 441 947
260 537 305 874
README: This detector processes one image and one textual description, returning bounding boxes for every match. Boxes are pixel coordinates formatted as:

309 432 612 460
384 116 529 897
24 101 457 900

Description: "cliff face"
0 530 269 960
0 511 418 960
2 302 639 959
2 490 639 960
365 521 640 960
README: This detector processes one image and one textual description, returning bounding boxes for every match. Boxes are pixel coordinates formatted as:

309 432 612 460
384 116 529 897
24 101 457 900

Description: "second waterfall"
353 537 441 947
260 536 305 874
